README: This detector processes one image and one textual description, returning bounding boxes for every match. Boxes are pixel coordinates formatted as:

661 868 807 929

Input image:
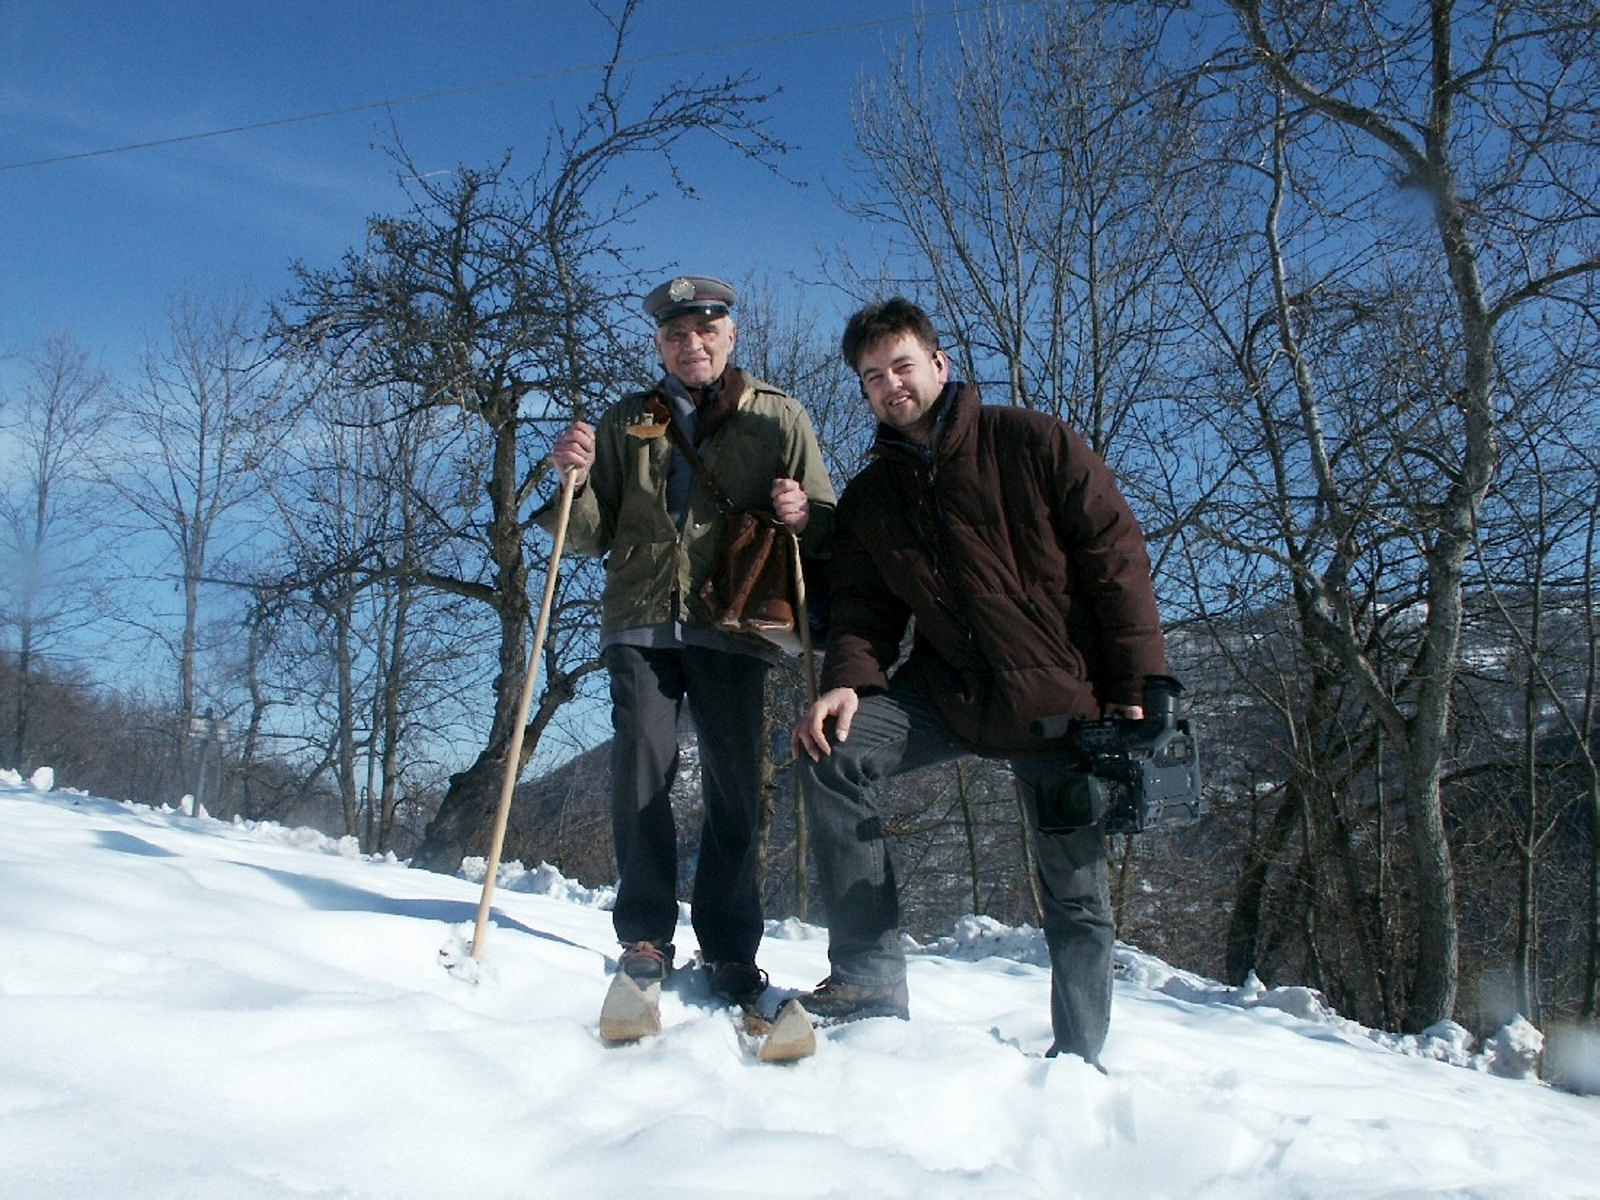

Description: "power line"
1 4 1034 173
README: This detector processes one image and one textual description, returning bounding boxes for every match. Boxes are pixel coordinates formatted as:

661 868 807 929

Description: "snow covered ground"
3 770 1598 1198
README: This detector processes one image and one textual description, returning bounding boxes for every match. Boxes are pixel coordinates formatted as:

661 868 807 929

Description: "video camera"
1032 675 1204 835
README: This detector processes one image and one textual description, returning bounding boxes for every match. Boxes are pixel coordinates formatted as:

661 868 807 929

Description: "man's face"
655 313 736 389
855 331 949 442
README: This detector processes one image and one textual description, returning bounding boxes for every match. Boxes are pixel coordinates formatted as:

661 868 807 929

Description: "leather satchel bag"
655 398 806 652
703 508 798 637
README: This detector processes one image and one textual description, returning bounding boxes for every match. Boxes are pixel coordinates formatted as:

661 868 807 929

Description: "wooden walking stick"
470 467 578 960
788 529 819 927
789 529 818 704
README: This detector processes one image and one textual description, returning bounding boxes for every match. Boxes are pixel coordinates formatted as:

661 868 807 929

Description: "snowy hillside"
3 770 1598 1199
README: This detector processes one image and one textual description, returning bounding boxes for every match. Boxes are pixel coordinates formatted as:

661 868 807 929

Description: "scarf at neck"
662 366 743 445
655 366 745 525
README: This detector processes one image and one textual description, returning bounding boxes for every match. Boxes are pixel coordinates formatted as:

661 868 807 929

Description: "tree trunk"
1399 759 1459 1031
412 750 509 873
1585 770 1600 1019
1225 782 1300 986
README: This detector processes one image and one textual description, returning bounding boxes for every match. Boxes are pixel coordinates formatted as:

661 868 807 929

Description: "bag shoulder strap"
648 391 735 513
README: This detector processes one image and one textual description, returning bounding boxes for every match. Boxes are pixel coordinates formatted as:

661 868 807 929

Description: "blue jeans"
605 643 769 964
800 677 1114 1061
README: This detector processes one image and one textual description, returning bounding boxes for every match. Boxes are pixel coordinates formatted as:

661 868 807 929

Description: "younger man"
792 298 1166 1064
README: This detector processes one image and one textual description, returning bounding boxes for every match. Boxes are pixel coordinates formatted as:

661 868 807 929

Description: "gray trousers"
604 643 769 965
799 676 1114 1062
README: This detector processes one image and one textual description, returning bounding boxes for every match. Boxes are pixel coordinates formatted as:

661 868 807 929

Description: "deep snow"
3 769 1598 1198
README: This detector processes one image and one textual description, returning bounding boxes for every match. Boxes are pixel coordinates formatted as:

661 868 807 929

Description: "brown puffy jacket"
820 383 1167 756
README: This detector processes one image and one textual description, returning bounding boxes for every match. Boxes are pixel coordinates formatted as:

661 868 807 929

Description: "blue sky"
1 2 987 386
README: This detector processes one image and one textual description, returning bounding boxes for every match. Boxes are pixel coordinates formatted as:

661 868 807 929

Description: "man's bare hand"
772 477 810 533
551 421 596 487
792 687 859 761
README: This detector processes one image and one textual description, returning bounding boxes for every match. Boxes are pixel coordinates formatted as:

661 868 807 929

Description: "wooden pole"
470 469 577 960
789 530 816 922
790 530 818 704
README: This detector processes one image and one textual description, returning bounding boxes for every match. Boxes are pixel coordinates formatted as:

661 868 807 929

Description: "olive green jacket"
540 373 836 639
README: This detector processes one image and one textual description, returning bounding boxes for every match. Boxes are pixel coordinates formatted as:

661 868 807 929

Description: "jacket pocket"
963 587 1085 677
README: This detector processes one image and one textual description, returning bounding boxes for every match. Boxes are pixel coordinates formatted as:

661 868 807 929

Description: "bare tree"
1123 0 1600 1030
271 0 789 873
841 2 1190 460
1468 339 1600 1022
104 289 289 806
242 375 485 852
1203 0 1600 1030
0 334 113 770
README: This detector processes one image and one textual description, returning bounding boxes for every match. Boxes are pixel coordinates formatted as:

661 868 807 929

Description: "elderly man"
547 275 835 1008
792 297 1167 1066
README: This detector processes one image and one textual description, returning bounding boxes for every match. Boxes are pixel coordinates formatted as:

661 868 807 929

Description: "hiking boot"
705 960 769 1006
803 975 910 1023
617 941 674 987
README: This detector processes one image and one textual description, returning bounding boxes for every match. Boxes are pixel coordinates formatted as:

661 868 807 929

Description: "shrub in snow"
1479 1015 1543 1079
